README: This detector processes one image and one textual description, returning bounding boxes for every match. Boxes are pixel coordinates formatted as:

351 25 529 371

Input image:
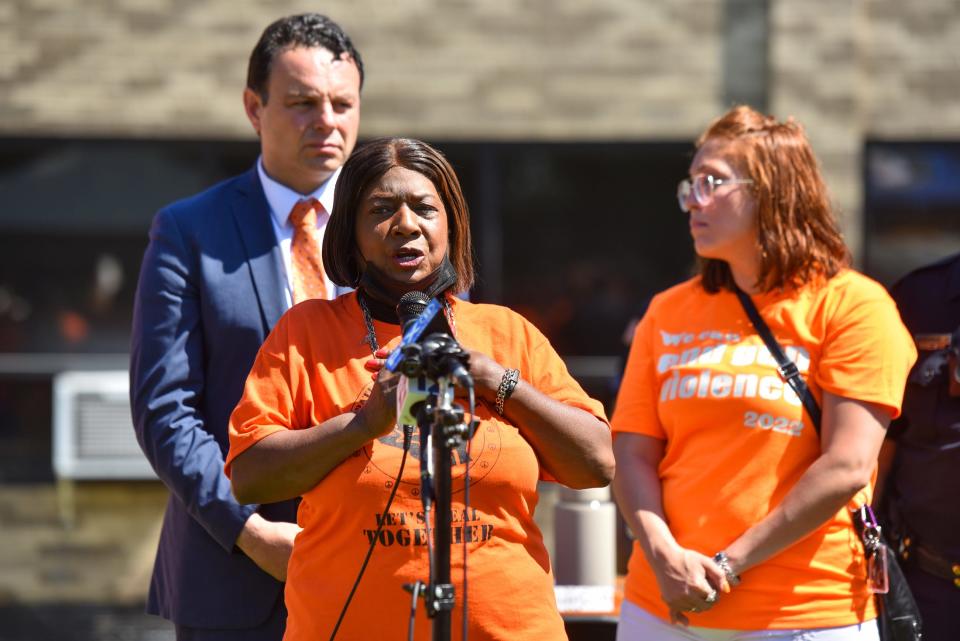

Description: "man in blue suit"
130 14 363 640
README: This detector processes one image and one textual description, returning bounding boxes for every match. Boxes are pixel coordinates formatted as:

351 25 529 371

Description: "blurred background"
2 0 960 639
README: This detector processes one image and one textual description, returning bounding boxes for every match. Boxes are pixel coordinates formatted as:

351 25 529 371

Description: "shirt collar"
257 156 340 227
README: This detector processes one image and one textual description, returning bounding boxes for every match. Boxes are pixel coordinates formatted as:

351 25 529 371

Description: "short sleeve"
225 312 300 477
611 307 665 438
816 282 917 418
519 315 608 483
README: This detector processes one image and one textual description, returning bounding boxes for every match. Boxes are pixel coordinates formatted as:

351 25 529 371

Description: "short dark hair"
324 138 475 293
247 13 364 101
695 105 850 293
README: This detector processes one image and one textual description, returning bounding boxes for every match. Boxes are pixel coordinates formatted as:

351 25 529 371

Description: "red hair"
696 105 850 293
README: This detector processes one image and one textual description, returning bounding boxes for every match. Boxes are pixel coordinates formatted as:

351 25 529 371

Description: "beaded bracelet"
495 368 520 415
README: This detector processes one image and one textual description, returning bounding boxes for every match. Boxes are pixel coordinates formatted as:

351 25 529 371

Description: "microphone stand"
391 292 471 641
414 374 467 641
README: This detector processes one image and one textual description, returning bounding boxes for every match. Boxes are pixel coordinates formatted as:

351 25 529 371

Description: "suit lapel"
231 168 287 332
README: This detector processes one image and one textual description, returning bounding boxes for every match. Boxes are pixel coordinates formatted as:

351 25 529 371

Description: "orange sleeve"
611 306 665 438
513 315 607 483
225 311 300 478
816 281 917 418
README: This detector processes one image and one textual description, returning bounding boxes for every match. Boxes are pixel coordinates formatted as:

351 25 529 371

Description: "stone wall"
769 1 867 256
0 482 167 604
4 0 960 254
0 0 724 140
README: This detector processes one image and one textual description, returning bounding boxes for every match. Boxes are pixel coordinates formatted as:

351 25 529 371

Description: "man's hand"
236 513 302 581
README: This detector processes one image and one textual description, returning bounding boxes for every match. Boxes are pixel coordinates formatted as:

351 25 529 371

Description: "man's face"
244 46 361 194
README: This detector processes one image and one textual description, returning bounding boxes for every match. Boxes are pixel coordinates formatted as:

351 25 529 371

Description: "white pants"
616 599 880 641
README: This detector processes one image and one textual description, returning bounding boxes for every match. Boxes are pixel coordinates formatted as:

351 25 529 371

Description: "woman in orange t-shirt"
225 137 614 640
612 106 916 640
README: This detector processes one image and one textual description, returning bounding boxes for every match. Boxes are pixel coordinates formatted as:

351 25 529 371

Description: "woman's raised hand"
364 347 392 380
356 352 402 440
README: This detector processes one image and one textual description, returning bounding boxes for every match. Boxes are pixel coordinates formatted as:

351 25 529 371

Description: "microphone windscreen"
397 291 430 330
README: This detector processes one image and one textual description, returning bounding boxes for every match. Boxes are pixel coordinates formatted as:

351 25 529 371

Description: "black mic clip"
420 333 471 388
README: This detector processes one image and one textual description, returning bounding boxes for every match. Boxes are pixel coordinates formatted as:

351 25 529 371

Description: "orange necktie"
289 198 329 303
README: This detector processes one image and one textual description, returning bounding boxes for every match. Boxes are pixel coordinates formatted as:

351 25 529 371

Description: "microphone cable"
405 409 435 641
329 423 414 641
406 484 434 641
406 581 423 641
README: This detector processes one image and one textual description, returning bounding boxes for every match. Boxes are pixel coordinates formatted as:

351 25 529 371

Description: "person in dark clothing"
877 251 960 641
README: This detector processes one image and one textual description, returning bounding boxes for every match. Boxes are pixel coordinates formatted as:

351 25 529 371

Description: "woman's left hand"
460 350 507 404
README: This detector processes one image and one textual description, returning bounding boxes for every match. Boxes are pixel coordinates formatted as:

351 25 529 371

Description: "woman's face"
355 165 449 286
683 138 759 265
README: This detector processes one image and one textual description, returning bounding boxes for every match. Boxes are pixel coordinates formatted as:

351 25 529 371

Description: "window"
0 138 695 477
864 142 960 285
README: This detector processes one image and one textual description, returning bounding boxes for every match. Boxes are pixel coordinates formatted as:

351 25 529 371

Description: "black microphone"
397 291 446 337
395 291 472 387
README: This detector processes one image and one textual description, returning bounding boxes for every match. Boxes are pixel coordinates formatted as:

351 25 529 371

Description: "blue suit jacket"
130 167 343 629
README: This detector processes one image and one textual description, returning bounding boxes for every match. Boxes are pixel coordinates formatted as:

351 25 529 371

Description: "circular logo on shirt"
352 381 501 491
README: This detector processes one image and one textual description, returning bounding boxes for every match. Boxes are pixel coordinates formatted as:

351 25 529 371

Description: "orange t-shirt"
611 270 916 630
227 292 608 641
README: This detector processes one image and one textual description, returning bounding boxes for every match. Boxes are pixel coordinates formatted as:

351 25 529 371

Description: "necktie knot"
290 198 321 230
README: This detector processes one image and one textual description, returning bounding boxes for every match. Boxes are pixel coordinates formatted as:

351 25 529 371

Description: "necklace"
356 292 457 355
357 293 379 354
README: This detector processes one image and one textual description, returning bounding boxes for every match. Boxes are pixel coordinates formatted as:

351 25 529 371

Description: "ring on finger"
704 590 718 604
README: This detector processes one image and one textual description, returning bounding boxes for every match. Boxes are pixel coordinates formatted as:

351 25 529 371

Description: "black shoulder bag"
735 287 922 641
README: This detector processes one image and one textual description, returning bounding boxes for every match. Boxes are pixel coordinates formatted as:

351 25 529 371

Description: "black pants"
902 563 960 641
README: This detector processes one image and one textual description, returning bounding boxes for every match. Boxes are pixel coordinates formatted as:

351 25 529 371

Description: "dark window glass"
864 142 960 285
0 377 51 481
438 142 694 356
0 139 258 481
0 138 695 478
0 139 259 355
438 142 694 408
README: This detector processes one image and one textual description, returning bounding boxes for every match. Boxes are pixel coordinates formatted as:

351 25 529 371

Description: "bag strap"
734 287 823 433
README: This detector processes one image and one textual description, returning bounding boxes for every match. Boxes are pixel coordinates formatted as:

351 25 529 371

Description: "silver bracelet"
495 368 520 415
713 551 741 587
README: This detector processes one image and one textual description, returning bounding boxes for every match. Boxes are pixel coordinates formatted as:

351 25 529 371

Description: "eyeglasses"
677 174 754 212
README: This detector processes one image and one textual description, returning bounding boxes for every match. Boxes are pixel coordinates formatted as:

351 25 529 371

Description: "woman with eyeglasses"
611 105 916 640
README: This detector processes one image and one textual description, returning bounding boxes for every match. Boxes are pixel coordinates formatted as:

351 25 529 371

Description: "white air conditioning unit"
52 370 156 479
